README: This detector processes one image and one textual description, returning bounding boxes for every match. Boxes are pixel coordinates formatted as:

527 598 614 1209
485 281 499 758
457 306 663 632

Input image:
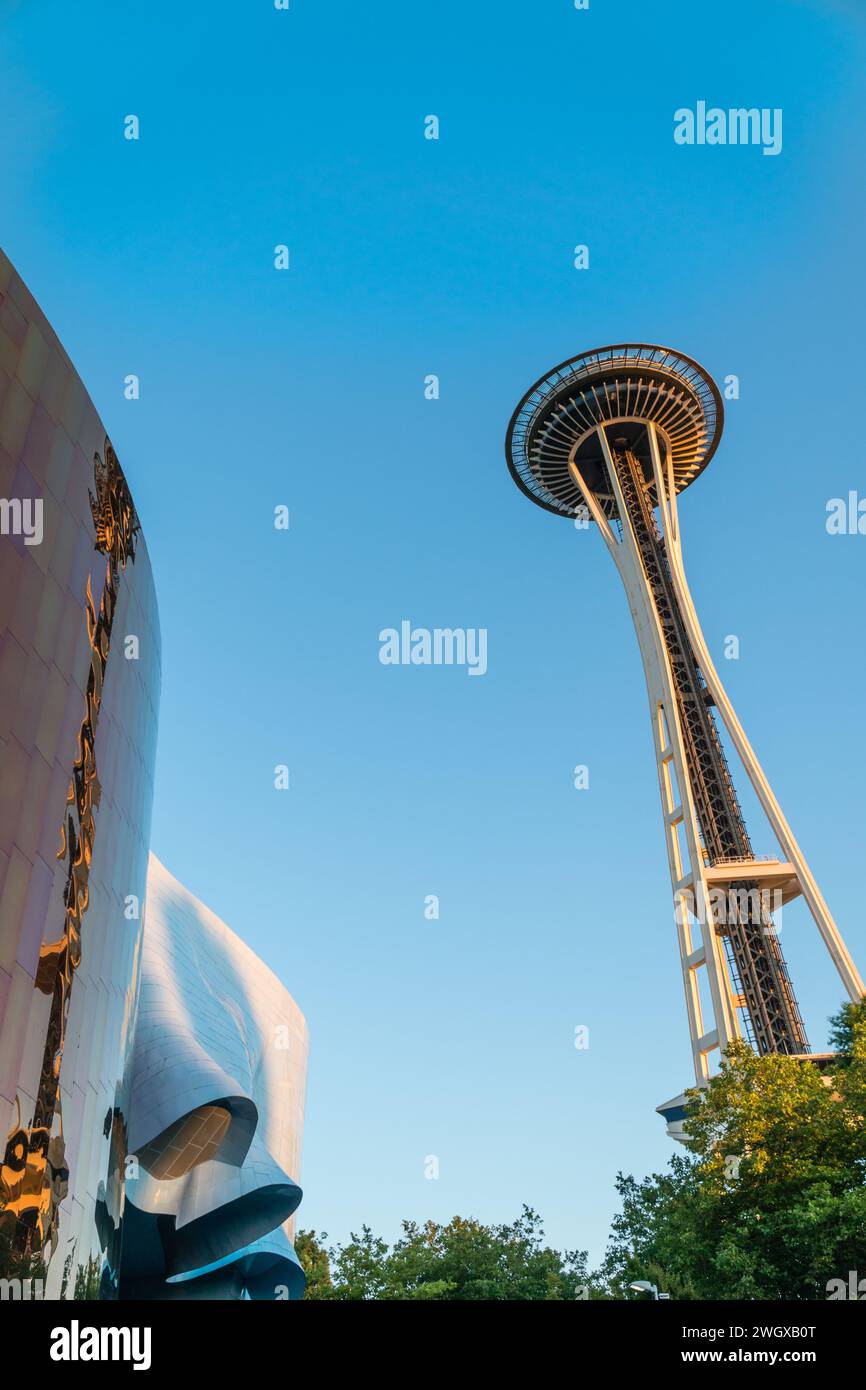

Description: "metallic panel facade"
120 857 308 1300
0 249 161 1297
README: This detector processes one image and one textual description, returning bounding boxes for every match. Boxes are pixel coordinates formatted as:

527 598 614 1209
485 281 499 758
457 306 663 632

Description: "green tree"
299 1207 590 1300
294 1228 334 1299
603 1000 866 1300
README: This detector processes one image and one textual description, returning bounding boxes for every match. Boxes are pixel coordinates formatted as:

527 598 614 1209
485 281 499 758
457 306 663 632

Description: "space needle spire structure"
505 345 863 1126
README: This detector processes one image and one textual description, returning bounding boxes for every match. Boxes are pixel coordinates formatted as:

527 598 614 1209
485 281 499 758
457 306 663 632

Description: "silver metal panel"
120 857 309 1300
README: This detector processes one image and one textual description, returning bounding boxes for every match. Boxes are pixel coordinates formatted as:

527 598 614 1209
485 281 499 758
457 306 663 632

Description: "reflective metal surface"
119 857 308 1300
0 248 161 1296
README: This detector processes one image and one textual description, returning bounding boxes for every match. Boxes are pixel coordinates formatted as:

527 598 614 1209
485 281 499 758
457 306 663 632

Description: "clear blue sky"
2 0 864 1267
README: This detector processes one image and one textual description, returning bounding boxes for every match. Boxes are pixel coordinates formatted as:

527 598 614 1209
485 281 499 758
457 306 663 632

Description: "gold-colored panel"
137 1106 232 1181
0 438 140 1265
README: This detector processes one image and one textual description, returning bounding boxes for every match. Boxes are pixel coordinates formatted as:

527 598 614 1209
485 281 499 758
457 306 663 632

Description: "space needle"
506 345 864 1133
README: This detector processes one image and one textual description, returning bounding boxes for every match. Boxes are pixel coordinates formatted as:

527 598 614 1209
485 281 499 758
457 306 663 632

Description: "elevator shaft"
610 444 808 1055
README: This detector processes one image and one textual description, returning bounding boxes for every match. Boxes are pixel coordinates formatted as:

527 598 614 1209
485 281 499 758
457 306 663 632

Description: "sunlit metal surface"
119 857 309 1300
0 248 161 1296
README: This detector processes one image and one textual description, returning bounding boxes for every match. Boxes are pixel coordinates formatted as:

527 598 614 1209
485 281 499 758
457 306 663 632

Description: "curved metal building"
119 857 308 1300
0 249 161 1296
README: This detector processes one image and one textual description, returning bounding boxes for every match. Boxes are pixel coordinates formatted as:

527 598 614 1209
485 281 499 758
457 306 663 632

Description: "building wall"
120 856 309 1300
0 249 161 1297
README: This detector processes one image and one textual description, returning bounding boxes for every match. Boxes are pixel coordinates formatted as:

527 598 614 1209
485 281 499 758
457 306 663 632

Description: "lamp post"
629 1280 671 1300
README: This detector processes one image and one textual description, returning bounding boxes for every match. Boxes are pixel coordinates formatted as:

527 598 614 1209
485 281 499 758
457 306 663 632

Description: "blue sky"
2 0 865 1266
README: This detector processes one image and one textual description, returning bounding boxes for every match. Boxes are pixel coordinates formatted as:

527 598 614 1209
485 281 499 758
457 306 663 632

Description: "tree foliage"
296 1207 590 1300
603 1000 866 1299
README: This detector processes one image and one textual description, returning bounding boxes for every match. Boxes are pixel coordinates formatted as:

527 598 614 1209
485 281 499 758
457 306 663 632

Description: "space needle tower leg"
569 440 740 1085
647 422 865 1005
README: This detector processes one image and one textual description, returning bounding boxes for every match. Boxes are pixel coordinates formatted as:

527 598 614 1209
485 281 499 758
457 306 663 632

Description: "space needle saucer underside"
506 343 724 520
